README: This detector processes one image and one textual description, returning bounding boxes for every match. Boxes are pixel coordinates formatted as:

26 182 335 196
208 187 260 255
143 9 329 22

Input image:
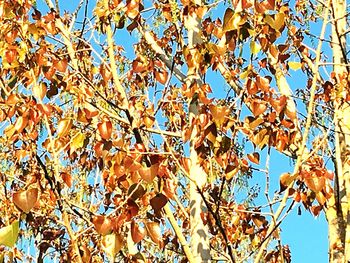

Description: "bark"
327 0 350 262
186 1 211 262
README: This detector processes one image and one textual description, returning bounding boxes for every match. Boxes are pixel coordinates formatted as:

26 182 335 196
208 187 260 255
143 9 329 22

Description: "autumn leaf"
150 194 168 214
102 233 123 261
98 120 113 140
0 220 19 248
33 83 47 101
92 215 113 236
70 132 86 153
279 173 293 192
57 118 72 137
131 221 146 244
247 152 260 164
145 221 162 248
155 69 168 85
288 61 302 71
13 188 39 213
250 41 261 55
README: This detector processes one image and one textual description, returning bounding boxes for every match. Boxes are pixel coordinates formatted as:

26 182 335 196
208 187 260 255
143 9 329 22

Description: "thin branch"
254 0 331 261
164 204 196 263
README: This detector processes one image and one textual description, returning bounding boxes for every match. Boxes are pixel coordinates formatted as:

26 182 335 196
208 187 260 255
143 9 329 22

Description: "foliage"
0 0 347 262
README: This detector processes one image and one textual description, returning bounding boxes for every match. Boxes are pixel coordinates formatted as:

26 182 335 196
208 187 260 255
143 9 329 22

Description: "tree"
0 0 348 262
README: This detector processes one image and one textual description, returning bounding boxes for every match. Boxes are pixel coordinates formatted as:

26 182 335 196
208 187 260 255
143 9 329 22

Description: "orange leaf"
14 116 28 133
247 152 260 164
145 221 162 247
93 216 113 236
98 120 112 140
131 221 145 244
54 58 68 72
250 100 267 116
155 69 168 85
305 177 325 193
13 188 39 213
255 76 270 92
61 172 73 188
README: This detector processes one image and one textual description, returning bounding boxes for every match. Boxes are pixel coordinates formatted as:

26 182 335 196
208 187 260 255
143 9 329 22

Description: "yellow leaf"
223 8 246 32
70 132 86 153
102 233 123 261
250 41 261 55
0 220 19 248
288 61 301 71
265 13 285 31
240 69 250 80
274 13 285 30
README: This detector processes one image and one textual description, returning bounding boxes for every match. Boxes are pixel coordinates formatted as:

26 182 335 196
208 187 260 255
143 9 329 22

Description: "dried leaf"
131 221 145 244
93 216 113 236
13 188 39 213
150 194 168 213
247 152 260 164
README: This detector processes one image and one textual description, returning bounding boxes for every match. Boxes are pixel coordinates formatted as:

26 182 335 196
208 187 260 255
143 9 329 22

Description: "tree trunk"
328 0 350 262
186 1 211 262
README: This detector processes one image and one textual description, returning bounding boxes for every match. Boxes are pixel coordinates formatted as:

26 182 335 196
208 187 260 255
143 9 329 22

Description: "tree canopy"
0 0 349 262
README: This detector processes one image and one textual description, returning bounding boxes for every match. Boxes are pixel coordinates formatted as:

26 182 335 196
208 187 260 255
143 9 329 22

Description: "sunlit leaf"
0 220 19 247
13 188 39 213
288 61 302 71
247 152 260 164
279 172 293 192
98 120 113 140
93 216 113 236
145 221 162 248
102 233 123 261
57 118 72 138
70 132 86 153
250 41 261 55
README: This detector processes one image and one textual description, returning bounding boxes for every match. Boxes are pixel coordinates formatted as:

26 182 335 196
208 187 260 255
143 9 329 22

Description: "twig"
253 0 331 261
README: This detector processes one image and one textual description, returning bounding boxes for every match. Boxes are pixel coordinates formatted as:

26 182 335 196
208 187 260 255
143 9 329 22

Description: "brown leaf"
92 216 113 236
279 172 293 192
131 221 146 244
247 152 260 164
150 194 168 213
13 188 39 213
128 184 146 200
